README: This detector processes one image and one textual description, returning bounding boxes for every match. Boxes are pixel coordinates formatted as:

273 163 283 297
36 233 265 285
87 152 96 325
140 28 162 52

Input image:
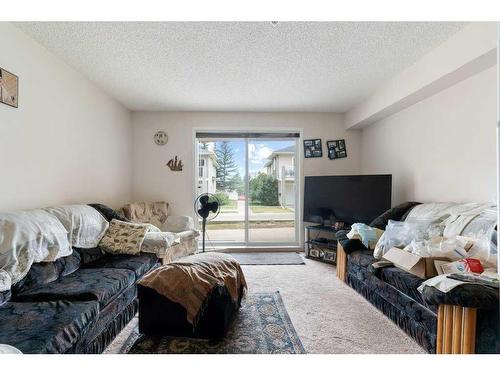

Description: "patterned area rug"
116 292 305 354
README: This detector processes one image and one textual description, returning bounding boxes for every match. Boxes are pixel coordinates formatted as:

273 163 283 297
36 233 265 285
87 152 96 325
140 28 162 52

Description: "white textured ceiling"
16 22 466 112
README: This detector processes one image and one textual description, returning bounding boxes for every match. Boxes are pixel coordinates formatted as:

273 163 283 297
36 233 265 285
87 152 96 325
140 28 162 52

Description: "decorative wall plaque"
166 156 183 171
154 131 168 145
0 68 18 108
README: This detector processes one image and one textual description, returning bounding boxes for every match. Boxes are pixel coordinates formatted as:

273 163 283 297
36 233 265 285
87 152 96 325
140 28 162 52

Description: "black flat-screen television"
303 174 392 225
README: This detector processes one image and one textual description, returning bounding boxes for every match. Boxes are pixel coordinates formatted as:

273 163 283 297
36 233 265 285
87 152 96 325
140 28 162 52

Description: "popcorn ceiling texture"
16 22 465 112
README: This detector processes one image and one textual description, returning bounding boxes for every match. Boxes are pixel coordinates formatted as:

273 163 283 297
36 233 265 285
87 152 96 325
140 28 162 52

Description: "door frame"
192 127 304 250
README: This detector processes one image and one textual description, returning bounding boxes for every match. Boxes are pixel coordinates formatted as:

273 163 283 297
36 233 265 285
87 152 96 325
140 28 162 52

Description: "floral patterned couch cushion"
348 249 376 269
13 268 135 308
347 249 438 352
82 253 159 279
73 284 138 353
11 252 81 295
378 266 436 312
0 289 11 305
420 284 499 310
347 273 437 352
0 300 99 353
73 246 106 265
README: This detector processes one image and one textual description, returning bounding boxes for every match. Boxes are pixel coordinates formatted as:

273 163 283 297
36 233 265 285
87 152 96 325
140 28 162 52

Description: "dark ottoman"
138 283 244 340
137 253 247 340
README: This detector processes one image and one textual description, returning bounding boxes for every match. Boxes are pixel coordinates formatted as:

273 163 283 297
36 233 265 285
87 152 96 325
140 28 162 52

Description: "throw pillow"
99 219 152 255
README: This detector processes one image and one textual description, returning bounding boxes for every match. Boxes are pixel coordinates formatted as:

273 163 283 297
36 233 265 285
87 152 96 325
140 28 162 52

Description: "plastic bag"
373 219 438 260
404 236 471 260
466 236 497 268
404 234 497 270
347 223 383 249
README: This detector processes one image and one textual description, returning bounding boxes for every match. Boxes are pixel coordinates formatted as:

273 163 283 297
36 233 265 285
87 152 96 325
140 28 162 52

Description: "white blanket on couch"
0 210 72 292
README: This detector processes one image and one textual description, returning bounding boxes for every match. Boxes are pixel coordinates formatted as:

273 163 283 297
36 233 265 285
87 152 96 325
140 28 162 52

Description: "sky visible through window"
214 140 295 177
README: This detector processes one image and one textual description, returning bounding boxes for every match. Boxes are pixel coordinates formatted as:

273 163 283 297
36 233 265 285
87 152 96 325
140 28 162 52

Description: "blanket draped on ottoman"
139 252 247 327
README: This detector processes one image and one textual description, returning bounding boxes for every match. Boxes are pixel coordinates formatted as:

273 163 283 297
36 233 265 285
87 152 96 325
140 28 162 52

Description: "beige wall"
360 66 497 205
131 111 361 217
0 23 132 211
2 21 494 217
346 23 497 129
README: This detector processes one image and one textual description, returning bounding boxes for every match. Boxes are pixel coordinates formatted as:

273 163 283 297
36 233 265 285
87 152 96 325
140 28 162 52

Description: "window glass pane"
196 135 298 248
197 140 245 244
248 139 296 243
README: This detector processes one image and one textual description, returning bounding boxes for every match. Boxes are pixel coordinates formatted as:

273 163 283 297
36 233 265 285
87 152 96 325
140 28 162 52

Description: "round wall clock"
154 131 168 145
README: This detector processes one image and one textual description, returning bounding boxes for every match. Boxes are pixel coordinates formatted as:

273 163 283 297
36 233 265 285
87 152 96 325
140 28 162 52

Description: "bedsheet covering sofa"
337 202 499 353
0 203 161 354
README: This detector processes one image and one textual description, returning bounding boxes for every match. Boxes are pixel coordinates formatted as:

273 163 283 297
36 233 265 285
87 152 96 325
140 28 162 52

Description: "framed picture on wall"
303 139 322 158
327 139 347 160
0 68 18 108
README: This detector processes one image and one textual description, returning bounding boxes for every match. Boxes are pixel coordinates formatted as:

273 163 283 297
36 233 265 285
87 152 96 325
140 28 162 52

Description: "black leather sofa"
0 204 160 354
337 202 499 353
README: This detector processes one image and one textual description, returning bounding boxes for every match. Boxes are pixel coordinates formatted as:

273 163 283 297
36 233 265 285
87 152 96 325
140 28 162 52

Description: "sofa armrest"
421 284 498 310
336 230 367 254
421 284 499 354
163 215 195 233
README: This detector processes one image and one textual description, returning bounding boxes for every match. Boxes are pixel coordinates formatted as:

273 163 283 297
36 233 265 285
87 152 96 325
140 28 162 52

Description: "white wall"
360 66 497 205
131 111 361 217
2 21 494 217
346 22 497 129
0 23 132 211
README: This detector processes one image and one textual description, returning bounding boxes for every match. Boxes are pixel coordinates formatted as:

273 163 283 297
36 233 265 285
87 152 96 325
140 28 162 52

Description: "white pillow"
0 209 71 291
43 205 109 248
163 216 194 233
141 232 180 256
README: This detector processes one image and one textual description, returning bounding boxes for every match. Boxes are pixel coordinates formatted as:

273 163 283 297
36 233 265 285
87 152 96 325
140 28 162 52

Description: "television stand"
305 225 348 264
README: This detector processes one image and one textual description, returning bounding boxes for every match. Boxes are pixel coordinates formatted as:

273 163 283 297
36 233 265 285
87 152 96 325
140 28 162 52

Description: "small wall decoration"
303 139 322 158
327 139 347 160
0 68 18 108
166 156 184 171
154 131 168 145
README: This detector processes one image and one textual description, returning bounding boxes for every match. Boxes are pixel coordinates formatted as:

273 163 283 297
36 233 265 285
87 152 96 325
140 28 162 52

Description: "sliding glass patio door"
195 132 299 249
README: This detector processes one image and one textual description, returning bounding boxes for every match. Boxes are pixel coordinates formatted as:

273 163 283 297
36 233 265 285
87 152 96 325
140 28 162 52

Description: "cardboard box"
382 247 450 279
434 260 450 275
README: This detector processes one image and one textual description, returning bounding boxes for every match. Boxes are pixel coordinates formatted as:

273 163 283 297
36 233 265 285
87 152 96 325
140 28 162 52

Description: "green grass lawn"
220 200 238 212
207 221 295 230
250 205 293 214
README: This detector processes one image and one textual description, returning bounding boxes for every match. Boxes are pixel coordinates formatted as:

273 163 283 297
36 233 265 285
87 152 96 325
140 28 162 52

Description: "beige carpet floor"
106 254 426 354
